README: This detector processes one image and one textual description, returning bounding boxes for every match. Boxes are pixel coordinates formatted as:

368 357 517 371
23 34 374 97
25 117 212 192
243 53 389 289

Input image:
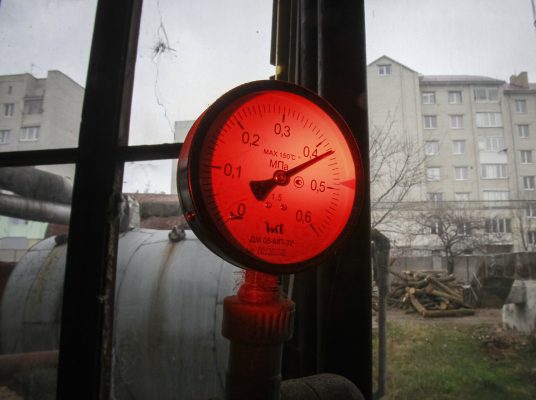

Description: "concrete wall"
502 280 536 334
391 251 536 283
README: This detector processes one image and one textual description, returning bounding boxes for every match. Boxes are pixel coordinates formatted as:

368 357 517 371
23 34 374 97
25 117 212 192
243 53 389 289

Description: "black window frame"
0 0 371 398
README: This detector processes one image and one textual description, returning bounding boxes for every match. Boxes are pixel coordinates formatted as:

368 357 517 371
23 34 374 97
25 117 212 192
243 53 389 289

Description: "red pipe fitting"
222 271 295 400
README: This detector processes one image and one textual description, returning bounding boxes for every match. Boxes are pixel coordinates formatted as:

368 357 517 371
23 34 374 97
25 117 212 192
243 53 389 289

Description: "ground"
374 307 536 400
384 307 502 325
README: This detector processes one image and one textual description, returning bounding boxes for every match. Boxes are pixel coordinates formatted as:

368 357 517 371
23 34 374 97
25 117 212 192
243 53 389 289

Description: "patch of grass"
373 321 536 399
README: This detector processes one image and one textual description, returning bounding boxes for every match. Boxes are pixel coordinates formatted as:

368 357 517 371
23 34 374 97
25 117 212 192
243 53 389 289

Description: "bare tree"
409 204 486 274
369 112 426 229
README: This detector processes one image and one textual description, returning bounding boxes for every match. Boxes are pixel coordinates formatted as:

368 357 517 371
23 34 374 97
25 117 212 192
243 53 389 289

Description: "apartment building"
368 56 536 254
0 71 83 261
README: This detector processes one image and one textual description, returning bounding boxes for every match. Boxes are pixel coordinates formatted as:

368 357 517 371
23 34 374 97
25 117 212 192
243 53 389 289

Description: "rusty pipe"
0 350 58 385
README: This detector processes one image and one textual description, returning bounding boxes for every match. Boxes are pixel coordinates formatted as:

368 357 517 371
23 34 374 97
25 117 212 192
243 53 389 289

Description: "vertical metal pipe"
299 0 318 91
223 271 295 400
317 0 371 398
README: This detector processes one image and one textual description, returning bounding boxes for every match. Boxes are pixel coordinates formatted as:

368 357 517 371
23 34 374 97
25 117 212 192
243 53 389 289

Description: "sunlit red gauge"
178 80 364 274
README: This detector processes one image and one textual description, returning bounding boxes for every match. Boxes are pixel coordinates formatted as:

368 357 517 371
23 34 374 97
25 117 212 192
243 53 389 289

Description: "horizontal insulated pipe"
0 350 59 385
0 193 71 225
0 166 73 204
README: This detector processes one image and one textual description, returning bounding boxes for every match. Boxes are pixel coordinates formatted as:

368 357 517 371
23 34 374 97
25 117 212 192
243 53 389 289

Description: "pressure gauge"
178 80 364 274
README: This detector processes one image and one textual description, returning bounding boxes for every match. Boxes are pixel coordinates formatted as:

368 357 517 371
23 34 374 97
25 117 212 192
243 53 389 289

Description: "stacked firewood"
388 270 475 318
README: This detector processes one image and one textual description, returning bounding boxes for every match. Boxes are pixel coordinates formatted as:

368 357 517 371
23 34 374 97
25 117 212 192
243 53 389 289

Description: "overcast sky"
1 0 536 193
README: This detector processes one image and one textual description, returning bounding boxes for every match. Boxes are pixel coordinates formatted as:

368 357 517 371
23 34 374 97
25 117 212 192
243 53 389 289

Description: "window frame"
523 176 536 190
428 192 443 202
527 203 536 218
449 114 464 129
485 217 512 234
424 140 439 155
454 192 470 201
0 2 372 398
422 91 436 105
454 166 469 180
3 102 14 117
474 87 499 102
520 150 533 164
448 90 462 104
426 166 441 181
528 230 536 245
476 112 502 127
23 97 44 115
481 163 508 179
423 115 438 129
518 124 530 138
483 190 510 201
20 126 40 141
482 136 505 152
0 129 10 144
452 139 465 154
515 99 527 113
378 64 392 76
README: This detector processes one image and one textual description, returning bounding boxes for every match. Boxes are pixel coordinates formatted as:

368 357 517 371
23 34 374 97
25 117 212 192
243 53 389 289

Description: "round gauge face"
178 80 364 274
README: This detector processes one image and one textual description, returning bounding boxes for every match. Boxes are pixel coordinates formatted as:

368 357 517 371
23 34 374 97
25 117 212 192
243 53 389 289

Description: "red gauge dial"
178 80 364 274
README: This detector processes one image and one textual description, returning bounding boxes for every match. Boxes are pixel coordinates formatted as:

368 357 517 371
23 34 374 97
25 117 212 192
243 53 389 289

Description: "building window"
378 64 391 76
481 164 507 179
23 98 44 115
448 91 462 104
0 129 10 144
528 231 536 245
457 222 472 236
515 99 527 113
474 87 499 102
450 115 464 129
20 126 40 141
427 192 443 202
454 166 469 180
476 112 502 127
424 141 439 155
430 221 443 235
481 136 505 152
426 167 440 181
523 176 536 190
423 115 438 129
452 140 465 154
518 124 530 138
527 203 536 218
3 103 14 117
485 218 512 234
520 150 533 164
455 192 470 201
483 190 509 201
422 92 436 104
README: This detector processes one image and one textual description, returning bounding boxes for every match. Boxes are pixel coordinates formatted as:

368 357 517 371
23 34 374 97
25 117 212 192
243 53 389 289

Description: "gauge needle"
249 150 334 200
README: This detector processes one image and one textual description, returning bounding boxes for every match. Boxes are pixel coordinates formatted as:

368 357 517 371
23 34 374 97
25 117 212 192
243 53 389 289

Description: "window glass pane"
0 0 96 397
127 0 273 146
0 1 96 151
424 141 439 155
452 140 465 154
117 160 239 399
0 164 75 399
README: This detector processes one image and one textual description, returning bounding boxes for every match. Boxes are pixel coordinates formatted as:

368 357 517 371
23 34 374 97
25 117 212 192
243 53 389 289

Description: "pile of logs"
388 270 475 318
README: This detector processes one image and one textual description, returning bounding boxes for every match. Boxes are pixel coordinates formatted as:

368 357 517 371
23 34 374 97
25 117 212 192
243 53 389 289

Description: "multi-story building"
368 56 536 254
0 71 83 261
170 120 195 195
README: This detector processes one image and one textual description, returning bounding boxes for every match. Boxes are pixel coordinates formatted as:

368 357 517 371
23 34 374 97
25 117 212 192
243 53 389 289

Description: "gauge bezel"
177 80 364 274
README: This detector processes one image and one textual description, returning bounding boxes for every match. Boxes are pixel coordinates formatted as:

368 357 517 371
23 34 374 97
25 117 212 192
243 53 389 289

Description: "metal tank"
0 229 241 400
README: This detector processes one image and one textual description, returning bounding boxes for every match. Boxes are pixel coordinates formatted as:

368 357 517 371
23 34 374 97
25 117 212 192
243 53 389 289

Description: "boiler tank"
0 228 241 400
